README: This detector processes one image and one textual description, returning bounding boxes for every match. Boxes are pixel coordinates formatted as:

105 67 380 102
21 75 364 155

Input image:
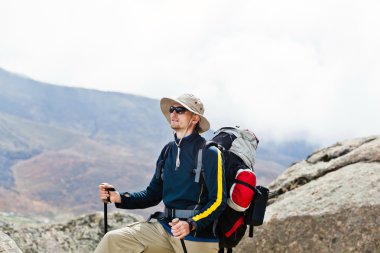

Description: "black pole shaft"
180 239 188 253
104 202 108 234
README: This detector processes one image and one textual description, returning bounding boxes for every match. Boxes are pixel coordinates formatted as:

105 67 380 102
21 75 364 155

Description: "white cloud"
1 0 379 146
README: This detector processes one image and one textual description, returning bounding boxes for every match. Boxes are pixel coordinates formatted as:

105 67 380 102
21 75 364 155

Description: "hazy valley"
0 68 317 222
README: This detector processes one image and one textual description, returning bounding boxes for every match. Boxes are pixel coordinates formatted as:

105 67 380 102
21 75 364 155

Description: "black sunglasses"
169 106 188 114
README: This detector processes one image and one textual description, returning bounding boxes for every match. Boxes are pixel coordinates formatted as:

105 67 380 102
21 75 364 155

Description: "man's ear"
192 115 200 124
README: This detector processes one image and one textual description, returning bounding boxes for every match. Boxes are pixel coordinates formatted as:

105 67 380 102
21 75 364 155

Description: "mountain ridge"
0 67 316 220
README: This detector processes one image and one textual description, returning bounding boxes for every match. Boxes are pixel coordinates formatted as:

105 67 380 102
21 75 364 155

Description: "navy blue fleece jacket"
115 133 227 239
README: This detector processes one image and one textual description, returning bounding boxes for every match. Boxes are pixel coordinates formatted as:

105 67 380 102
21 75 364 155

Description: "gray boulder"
236 136 380 253
0 231 23 253
1 212 143 253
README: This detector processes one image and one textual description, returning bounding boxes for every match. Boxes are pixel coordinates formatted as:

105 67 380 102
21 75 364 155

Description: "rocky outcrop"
237 205 380 253
0 231 23 253
235 136 380 253
1 212 143 253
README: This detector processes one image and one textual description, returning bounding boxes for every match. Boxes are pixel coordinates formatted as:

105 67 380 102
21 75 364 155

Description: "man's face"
169 103 194 131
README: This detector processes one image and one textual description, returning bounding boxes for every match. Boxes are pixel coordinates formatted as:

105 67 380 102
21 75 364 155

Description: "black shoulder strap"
194 140 219 183
155 141 174 180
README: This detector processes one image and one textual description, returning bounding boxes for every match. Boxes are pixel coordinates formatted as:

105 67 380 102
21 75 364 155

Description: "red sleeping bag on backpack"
228 169 256 212
221 168 256 239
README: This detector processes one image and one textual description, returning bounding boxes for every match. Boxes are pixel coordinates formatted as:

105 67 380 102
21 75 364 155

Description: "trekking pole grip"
172 218 188 253
103 187 115 235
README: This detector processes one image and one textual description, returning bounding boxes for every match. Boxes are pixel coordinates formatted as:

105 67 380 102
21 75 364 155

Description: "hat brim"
160 97 210 134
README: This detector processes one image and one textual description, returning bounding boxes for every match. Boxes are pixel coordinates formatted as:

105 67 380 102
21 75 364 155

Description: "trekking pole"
104 202 108 234
172 218 188 253
103 187 115 235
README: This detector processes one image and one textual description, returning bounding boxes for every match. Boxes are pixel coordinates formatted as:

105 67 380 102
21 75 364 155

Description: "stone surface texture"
235 136 380 253
1 212 143 253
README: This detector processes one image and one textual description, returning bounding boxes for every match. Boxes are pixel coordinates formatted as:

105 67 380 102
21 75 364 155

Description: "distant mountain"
0 68 316 220
0 68 170 148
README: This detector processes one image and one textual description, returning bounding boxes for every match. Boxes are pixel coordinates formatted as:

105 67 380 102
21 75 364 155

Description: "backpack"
196 127 269 252
155 127 269 252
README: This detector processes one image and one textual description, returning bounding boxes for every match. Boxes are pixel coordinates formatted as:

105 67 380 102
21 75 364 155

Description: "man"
95 93 227 253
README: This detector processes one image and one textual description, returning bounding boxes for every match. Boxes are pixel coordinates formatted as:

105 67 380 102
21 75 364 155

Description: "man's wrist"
114 192 121 203
187 218 197 231
116 192 129 205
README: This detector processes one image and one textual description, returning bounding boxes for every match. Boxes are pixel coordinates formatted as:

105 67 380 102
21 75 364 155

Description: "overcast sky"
1 0 379 147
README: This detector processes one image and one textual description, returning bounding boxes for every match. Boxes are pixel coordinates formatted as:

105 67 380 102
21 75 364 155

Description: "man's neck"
175 129 193 139
174 117 196 139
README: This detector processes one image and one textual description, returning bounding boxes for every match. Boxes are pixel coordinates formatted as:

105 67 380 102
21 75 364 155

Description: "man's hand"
99 183 121 204
169 218 191 239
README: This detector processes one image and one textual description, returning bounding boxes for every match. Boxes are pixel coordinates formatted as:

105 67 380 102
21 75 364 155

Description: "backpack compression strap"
234 179 256 191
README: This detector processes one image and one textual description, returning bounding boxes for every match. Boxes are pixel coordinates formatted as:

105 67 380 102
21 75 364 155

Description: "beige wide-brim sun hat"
160 93 210 134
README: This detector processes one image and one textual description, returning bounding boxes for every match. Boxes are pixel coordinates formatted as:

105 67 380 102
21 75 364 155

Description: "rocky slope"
1 211 144 253
236 135 380 253
0 231 23 253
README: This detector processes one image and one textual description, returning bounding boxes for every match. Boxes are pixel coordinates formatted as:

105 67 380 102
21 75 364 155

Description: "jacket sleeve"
114 144 169 209
191 146 227 230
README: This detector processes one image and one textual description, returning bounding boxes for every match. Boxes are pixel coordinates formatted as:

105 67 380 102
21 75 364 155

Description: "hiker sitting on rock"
95 93 227 253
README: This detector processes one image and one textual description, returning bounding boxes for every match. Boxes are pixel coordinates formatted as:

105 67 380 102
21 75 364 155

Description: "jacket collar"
174 132 199 146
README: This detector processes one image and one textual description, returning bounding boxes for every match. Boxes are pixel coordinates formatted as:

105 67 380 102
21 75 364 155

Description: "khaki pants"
94 221 219 253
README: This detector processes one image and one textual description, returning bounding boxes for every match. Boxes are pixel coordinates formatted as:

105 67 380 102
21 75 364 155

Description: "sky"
1 0 379 147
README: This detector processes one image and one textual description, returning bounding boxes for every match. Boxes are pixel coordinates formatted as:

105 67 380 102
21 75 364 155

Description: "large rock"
0 231 23 253
236 136 380 253
237 205 380 253
1 211 143 253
